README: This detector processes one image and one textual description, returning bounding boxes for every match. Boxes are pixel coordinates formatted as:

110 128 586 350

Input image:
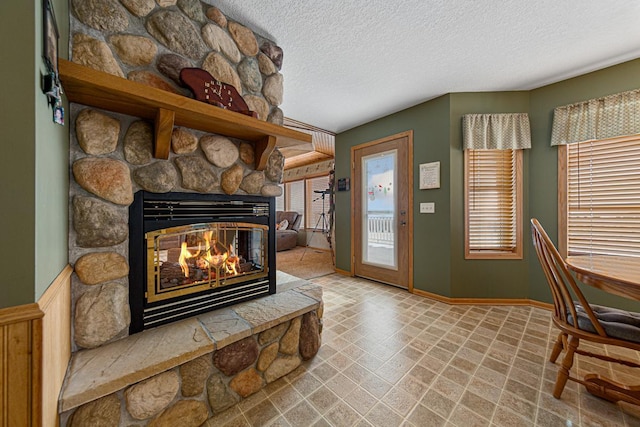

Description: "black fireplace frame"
129 191 276 333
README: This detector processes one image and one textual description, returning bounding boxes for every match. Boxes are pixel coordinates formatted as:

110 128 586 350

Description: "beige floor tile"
441 365 471 387
324 373 358 399
311 417 332 427
420 389 456 419
244 399 280 427
448 404 491 427
325 401 362 427
407 402 447 427
226 273 640 427
382 386 417 417
365 402 404 427
283 400 321 426
359 371 393 399
498 390 537 421
459 390 496 420
311 362 340 382
269 386 304 413
344 385 379 415
505 378 539 405
308 385 340 414
492 406 534 427
266 416 292 427
467 377 502 404
431 375 466 402
342 362 371 385
406 364 437 388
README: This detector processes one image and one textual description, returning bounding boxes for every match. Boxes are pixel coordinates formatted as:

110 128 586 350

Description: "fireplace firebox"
129 191 276 333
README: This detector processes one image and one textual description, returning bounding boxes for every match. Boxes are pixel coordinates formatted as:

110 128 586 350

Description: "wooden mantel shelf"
58 59 312 170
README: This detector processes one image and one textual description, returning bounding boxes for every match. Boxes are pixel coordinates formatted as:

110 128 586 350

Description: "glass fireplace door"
146 222 268 303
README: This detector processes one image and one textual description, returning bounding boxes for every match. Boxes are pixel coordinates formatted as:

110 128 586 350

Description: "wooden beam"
58 60 311 156
255 135 277 171
154 108 175 159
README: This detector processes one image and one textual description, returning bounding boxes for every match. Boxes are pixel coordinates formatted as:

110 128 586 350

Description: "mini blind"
286 180 305 227
566 136 640 257
274 184 285 211
466 149 518 253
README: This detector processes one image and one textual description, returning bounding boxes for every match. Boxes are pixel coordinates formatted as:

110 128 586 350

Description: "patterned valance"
462 113 531 150
550 88 640 146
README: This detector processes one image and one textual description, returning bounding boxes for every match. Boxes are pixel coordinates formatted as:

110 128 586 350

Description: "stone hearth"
60 272 323 425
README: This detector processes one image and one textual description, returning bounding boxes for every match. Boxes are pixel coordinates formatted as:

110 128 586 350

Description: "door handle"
400 221 406 226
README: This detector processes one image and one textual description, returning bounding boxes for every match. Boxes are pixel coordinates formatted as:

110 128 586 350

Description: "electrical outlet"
420 202 435 213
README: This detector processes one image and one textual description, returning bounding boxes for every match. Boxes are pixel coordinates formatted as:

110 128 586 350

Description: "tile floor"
206 274 640 426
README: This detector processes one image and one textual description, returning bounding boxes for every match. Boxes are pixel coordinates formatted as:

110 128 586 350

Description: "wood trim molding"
0 265 72 326
350 130 414 288
406 130 414 293
557 145 568 257
0 304 43 326
0 265 72 427
349 146 355 276
412 288 553 310
464 149 524 260
37 265 72 311
38 265 72 427
351 130 414 151
334 268 352 277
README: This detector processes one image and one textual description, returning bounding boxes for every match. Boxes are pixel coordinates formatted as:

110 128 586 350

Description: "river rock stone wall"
70 0 284 122
63 309 322 426
69 108 285 350
68 0 288 351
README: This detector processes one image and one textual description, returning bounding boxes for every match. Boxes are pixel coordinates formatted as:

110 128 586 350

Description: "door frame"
350 130 414 292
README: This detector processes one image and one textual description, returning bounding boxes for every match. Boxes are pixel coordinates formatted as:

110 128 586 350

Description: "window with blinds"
274 183 285 212
285 180 305 227
281 175 331 230
566 136 640 257
464 149 523 259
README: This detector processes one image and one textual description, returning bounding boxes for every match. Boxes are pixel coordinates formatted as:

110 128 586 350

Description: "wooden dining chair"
531 218 640 403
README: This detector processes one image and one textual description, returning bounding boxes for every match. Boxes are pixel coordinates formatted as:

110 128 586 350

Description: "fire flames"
178 231 241 283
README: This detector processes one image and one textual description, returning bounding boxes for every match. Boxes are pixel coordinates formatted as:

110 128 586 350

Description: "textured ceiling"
210 0 640 134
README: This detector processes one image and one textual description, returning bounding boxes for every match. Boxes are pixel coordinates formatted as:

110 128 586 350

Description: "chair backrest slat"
531 219 607 337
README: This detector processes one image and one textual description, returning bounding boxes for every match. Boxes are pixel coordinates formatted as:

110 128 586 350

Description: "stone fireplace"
69 108 287 349
66 0 307 348
60 2 322 425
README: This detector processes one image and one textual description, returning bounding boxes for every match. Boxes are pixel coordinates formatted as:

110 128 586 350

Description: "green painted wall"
528 58 640 310
336 59 640 309
335 95 453 296
0 0 68 308
448 92 530 299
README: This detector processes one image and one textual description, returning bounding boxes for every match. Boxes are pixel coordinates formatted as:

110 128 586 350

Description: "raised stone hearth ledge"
60 273 320 414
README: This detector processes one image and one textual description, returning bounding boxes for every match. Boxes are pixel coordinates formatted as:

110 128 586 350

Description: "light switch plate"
420 202 435 213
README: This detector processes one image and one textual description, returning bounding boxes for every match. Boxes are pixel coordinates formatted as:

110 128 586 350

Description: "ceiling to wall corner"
210 0 640 134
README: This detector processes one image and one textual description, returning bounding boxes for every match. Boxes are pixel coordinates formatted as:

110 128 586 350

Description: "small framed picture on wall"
42 0 64 123
43 0 59 76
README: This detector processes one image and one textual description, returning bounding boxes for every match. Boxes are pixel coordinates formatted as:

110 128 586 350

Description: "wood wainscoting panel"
39 265 72 427
3 322 31 426
0 264 72 427
0 304 42 427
